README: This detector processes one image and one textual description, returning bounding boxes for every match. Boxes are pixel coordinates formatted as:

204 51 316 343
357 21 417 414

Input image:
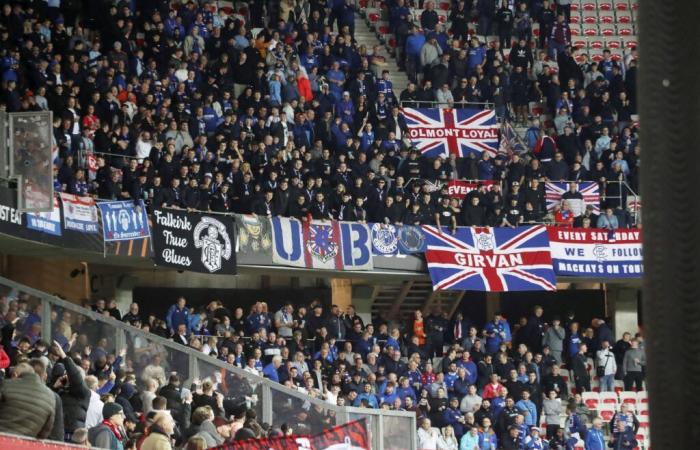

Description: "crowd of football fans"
0 0 638 228
0 292 646 450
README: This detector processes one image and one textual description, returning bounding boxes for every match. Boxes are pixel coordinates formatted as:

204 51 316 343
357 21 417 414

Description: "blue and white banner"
370 223 428 256
98 200 150 242
26 196 61 236
272 217 373 271
371 223 400 256
60 193 99 233
547 227 643 277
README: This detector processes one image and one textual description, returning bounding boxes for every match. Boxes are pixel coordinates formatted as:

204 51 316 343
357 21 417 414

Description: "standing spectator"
141 412 176 450
0 362 56 438
572 343 591 393
52 342 90 441
596 340 617 392
88 403 126 450
584 418 606 450
542 317 565 363
417 417 441 449
609 420 638 450
497 0 514 49
549 15 571 58
542 390 563 437
166 297 190 334
622 339 645 391
421 2 440 32
556 0 572 23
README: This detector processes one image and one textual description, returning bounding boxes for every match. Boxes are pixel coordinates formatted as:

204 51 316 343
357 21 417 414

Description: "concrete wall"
0 255 90 302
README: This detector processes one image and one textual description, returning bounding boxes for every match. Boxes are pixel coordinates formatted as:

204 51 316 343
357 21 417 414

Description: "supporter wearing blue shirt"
396 378 417 406
492 394 507 417
359 125 375 152
444 364 459 393
515 391 538 426
444 398 466 438
263 356 282 383
405 30 426 60
479 423 498 450
354 386 379 408
326 62 346 102
355 332 372 358
584 419 606 450
523 429 548 450
478 153 495 180
467 38 487 71
165 297 190 333
567 322 582 359
484 314 511 354
379 383 399 406
336 93 355 125
456 353 478 385
453 368 471 398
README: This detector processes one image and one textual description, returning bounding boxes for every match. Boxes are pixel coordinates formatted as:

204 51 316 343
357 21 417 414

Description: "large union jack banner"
422 225 557 291
545 182 600 216
402 108 499 158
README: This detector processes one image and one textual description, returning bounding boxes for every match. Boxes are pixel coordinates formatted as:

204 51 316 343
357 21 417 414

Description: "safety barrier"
0 276 416 450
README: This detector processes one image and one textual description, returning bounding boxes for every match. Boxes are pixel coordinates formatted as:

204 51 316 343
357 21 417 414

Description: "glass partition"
0 276 417 450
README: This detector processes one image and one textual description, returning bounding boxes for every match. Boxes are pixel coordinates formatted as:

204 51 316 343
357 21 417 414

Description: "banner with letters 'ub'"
271 217 372 271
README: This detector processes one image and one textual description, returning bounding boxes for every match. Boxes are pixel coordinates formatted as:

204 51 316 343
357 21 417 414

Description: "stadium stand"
0 0 644 448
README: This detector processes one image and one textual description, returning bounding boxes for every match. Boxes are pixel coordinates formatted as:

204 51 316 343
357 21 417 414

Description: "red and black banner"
214 419 369 450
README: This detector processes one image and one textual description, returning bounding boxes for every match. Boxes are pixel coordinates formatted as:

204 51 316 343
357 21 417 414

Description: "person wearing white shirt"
417 418 441 450
274 303 295 339
596 340 617 392
84 375 104 429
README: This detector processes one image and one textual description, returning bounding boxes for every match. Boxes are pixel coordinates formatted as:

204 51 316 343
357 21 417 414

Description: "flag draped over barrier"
403 108 499 158
213 419 370 450
423 225 557 291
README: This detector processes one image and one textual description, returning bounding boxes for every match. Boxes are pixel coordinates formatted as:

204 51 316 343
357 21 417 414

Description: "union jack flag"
422 225 557 292
545 182 601 216
402 108 500 158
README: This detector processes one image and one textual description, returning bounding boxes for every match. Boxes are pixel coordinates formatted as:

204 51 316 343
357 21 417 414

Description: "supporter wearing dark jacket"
0 362 56 438
52 343 91 436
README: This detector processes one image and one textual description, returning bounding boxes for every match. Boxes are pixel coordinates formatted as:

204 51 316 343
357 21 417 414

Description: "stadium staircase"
361 0 638 142
355 11 410 95
370 280 465 320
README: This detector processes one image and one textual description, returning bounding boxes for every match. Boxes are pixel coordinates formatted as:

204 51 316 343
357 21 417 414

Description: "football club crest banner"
60 193 99 233
402 107 499 158
371 223 400 256
235 214 272 256
423 225 556 291
397 225 427 254
26 196 62 236
545 182 600 216
371 223 428 256
447 180 498 200
547 227 643 278
152 209 236 274
271 217 373 270
98 200 150 242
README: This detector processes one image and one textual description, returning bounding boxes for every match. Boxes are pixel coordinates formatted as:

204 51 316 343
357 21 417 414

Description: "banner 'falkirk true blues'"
423 225 557 291
402 108 499 158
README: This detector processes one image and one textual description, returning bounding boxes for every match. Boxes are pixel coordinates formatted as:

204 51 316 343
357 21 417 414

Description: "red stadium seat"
618 26 634 35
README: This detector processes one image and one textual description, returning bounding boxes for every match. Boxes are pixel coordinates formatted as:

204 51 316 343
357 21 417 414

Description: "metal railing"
399 99 495 109
0 276 416 450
